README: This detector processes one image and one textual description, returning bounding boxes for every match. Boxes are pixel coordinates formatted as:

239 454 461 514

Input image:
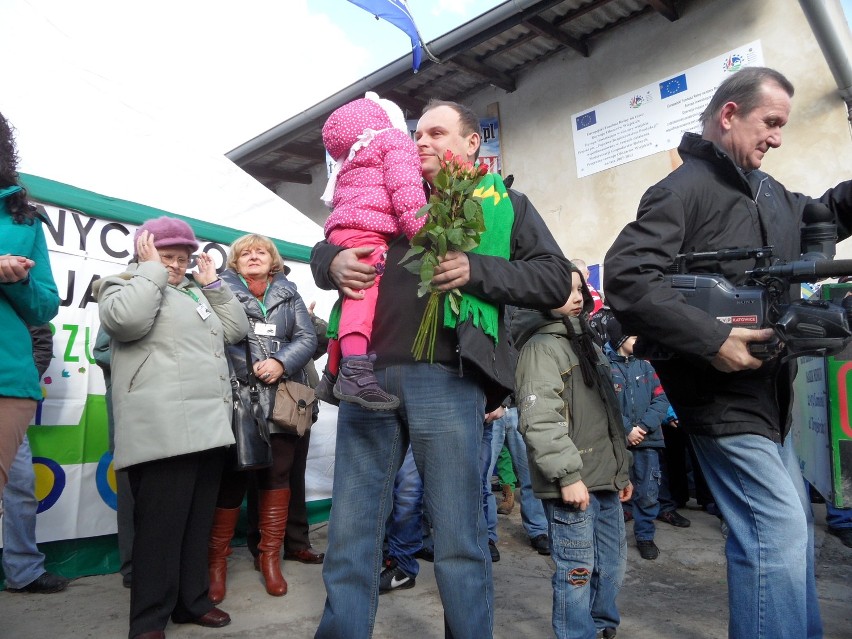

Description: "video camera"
660 202 852 361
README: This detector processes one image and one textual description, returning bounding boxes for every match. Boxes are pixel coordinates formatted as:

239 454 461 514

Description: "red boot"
207 507 240 604
258 488 290 596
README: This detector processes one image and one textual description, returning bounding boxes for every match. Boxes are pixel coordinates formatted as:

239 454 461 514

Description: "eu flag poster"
576 111 597 131
571 40 763 178
659 73 688 99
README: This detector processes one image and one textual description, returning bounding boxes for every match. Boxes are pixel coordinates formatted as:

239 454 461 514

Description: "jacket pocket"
128 351 152 392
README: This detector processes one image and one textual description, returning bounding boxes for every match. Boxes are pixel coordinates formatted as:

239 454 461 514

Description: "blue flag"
659 73 688 99
348 0 424 71
575 110 597 131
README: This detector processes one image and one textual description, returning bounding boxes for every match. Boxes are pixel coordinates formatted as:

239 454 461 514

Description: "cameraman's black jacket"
604 132 852 441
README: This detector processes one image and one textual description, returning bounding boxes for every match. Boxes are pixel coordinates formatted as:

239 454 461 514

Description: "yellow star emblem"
473 184 503 205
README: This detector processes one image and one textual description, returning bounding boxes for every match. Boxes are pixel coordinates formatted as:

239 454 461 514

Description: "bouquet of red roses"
400 150 489 361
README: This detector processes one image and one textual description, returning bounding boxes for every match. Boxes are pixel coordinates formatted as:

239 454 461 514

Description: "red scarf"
243 274 270 300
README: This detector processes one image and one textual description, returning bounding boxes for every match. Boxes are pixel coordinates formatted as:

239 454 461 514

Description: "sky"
3 0 503 156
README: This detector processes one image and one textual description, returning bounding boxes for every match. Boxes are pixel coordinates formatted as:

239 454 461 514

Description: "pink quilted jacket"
322 98 426 240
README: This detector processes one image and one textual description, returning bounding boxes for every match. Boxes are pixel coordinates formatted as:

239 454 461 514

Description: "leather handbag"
231 340 273 470
271 380 316 437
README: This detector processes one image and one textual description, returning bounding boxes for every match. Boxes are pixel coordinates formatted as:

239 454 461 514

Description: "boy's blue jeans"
629 447 661 542
544 491 626 639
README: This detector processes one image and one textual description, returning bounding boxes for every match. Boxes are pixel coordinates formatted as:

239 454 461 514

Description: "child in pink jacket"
319 92 426 410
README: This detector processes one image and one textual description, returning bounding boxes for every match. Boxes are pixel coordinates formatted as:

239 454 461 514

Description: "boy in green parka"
513 269 632 639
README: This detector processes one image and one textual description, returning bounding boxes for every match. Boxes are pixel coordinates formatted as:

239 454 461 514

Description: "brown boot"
258 488 290 596
208 507 240 604
497 484 515 515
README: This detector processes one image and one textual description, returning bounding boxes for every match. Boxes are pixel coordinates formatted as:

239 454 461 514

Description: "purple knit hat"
134 216 199 253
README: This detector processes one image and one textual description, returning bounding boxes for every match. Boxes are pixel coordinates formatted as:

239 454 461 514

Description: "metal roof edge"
226 0 548 164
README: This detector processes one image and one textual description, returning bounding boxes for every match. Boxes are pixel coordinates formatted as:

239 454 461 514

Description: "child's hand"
619 482 634 502
627 425 646 446
484 406 505 423
560 481 590 511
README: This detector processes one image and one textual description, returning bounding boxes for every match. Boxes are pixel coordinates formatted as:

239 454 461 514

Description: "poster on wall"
571 40 764 178
478 117 502 174
819 283 852 507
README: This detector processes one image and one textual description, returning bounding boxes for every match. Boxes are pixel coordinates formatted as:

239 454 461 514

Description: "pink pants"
327 227 390 351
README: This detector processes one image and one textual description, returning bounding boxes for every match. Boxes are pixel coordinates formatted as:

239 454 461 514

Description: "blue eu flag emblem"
659 74 688 99
576 111 597 131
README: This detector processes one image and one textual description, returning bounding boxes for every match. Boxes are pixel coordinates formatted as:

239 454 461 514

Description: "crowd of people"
2 65 852 639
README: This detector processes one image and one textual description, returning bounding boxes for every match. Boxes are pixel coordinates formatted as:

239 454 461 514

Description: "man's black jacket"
311 188 573 412
604 133 852 441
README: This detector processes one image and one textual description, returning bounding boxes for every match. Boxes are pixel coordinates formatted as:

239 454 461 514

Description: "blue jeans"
691 433 823 639
544 491 626 639
481 421 498 543
316 363 492 639
386 446 423 578
489 407 548 539
629 448 660 542
2 436 47 589
825 501 852 530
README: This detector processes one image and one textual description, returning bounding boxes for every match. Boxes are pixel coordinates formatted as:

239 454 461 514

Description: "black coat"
222 269 318 428
311 188 574 412
604 133 852 441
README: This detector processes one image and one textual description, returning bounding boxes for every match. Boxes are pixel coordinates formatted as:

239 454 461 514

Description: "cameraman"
604 67 852 639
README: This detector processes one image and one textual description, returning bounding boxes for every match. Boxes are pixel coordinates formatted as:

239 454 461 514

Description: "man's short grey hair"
422 98 481 160
699 67 794 130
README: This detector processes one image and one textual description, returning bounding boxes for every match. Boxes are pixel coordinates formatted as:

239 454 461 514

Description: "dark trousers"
241 431 311 557
127 449 225 638
661 422 713 507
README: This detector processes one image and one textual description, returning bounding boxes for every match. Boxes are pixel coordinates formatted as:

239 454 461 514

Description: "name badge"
197 303 212 320
254 322 276 336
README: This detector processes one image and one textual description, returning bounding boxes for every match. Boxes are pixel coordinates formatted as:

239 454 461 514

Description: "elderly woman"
0 112 60 500
207 233 317 603
94 216 249 639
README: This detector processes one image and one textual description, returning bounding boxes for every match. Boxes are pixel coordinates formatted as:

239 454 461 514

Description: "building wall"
464 0 852 268
278 0 852 270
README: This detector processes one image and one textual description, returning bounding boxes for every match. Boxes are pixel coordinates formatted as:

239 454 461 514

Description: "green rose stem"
401 150 488 362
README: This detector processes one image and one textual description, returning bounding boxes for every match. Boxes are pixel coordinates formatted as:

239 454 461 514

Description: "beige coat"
94 261 249 469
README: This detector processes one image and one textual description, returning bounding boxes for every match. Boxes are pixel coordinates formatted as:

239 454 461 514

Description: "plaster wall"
464 0 852 269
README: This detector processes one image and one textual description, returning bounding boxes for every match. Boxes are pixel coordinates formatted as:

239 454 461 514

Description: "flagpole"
402 0 441 65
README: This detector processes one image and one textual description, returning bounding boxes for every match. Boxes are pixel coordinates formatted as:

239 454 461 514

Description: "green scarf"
326 173 515 343
442 172 514 344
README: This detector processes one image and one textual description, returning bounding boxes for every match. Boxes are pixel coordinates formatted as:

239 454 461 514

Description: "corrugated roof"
227 0 684 188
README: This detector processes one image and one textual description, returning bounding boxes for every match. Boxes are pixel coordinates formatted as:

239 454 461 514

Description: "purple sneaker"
333 355 400 411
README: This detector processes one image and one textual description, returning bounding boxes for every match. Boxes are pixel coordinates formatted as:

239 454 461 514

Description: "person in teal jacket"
0 112 60 499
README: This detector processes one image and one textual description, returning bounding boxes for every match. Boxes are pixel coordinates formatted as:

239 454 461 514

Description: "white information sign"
572 41 764 178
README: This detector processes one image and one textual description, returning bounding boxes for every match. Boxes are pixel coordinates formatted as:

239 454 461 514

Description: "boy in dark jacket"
605 319 670 561
513 270 632 639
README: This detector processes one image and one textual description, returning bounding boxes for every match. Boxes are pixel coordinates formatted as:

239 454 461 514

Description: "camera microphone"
750 259 852 282
801 202 836 261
